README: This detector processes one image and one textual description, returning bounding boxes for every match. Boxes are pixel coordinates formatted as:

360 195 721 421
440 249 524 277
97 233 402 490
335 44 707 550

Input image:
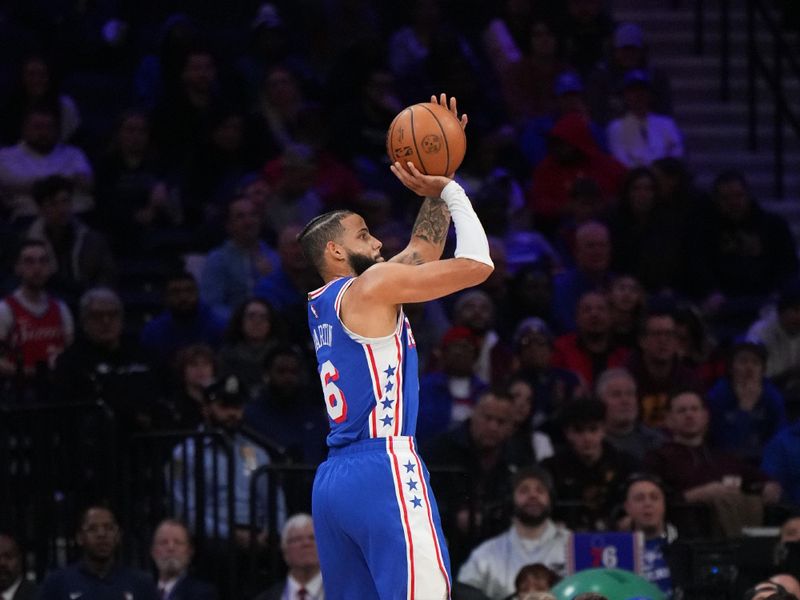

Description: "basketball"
386 102 466 177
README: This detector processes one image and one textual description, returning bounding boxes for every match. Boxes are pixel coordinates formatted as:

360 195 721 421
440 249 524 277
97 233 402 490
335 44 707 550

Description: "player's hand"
431 93 468 131
390 161 451 198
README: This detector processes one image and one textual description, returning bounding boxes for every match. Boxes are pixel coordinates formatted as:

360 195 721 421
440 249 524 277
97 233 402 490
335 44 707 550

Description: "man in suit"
254 513 323 600
0 533 37 600
151 519 218 600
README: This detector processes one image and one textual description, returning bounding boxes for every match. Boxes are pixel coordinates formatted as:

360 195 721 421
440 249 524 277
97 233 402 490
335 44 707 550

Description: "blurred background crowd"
2 0 800 599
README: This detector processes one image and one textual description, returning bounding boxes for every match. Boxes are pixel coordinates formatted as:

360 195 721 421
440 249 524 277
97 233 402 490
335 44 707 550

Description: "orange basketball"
386 102 466 177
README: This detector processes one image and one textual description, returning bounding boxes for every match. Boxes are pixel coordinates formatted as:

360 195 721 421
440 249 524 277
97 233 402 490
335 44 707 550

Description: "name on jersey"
312 323 333 351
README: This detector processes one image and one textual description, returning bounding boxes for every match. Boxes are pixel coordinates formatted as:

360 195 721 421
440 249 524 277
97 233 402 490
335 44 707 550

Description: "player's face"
340 215 383 275
624 481 665 534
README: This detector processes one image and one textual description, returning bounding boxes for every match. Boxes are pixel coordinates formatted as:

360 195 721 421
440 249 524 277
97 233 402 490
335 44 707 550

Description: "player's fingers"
461 113 469 130
391 162 411 182
405 161 424 178
430 94 438 105
439 92 447 108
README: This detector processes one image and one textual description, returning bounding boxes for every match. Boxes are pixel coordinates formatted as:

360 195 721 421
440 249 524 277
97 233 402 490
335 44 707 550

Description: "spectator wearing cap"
457 466 570 600
551 290 631 389
518 70 607 171
509 317 582 430
617 474 677 598
587 22 674 124
596 368 665 462
170 373 287 543
706 340 786 463
417 325 488 445
606 69 684 168
748 282 800 392
542 399 637 531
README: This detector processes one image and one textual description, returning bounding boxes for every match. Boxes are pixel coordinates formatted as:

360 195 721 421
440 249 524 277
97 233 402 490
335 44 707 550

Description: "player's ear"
326 240 346 262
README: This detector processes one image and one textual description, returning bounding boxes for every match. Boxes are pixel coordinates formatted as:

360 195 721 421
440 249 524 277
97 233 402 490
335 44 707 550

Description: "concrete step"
688 150 800 168
615 8 747 27
670 75 800 102
652 55 747 79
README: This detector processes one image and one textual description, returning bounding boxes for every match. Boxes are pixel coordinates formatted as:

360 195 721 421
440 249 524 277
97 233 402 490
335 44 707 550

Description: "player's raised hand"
390 161 451 198
431 93 468 131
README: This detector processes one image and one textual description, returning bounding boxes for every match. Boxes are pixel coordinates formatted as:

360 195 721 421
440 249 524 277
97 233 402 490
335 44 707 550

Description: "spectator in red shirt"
528 112 626 234
551 290 630 389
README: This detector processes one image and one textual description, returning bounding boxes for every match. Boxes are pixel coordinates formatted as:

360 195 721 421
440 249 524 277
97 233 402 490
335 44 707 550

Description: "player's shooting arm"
389 196 451 266
355 258 492 305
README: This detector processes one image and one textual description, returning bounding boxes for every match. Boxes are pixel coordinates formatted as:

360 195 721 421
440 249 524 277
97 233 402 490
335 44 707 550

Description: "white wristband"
440 180 493 268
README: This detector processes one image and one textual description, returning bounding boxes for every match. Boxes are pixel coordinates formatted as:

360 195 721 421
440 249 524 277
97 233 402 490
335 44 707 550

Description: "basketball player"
298 95 493 599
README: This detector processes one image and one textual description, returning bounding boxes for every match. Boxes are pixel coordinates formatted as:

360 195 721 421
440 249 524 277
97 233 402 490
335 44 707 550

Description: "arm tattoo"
411 196 450 246
392 250 424 265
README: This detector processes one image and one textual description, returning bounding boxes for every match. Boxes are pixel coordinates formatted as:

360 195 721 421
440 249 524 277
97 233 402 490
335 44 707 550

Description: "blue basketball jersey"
308 276 420 448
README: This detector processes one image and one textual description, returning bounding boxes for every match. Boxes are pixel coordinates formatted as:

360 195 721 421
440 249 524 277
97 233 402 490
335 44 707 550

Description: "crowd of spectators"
2 0 800 599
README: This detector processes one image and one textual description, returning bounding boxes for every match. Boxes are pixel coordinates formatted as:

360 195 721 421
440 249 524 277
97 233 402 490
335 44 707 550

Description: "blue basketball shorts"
312 436 452 600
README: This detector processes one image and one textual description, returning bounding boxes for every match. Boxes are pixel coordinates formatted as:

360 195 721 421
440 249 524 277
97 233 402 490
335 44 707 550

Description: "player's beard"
513 502 551 527
346 250 378 276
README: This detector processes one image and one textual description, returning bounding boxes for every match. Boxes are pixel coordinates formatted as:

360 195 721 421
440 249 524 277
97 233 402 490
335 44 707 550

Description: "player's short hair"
298 210 353 271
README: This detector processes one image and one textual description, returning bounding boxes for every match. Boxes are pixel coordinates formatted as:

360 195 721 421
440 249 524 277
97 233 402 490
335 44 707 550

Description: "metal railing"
682 0 800 197
0 400 117 579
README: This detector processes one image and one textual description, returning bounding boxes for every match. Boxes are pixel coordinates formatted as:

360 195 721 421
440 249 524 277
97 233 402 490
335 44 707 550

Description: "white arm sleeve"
440 180 493 268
